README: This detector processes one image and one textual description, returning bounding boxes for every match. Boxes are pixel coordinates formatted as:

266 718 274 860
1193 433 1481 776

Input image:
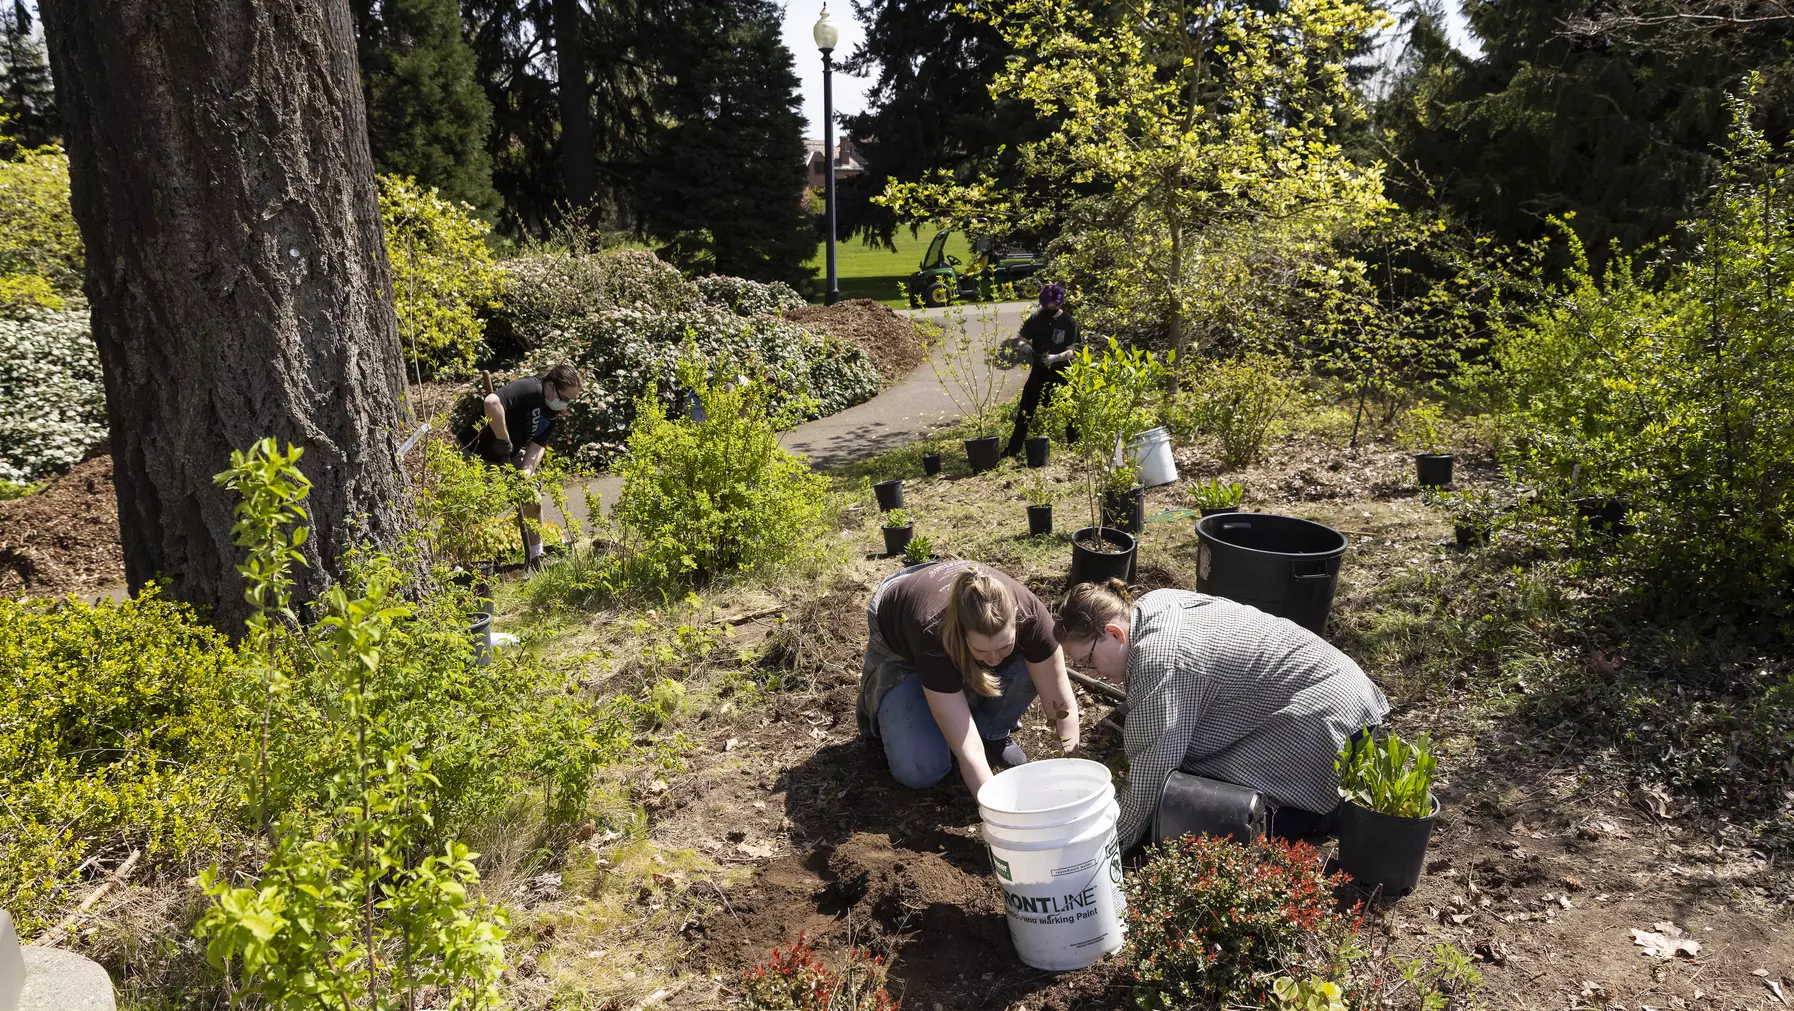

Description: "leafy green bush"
0 307 107 483
1337 730 1437 818
414 435 573 568
693 273 807 317
1486 97 1794 614
378 174 506 377
1397 399 1451 456
528 305 881 467
607 359 839 589
1177 353 1293 468
0 591 248 934
1043 338 1171 528
496 249 697 346
1125 835 1362 1010
0 142 83 295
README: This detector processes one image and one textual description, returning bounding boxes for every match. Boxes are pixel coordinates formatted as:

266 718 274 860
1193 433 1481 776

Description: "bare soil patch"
0 453 123 598
789 300 931 382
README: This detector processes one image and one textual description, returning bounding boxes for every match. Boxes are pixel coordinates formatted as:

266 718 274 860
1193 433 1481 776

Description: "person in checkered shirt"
1056 579 1390 849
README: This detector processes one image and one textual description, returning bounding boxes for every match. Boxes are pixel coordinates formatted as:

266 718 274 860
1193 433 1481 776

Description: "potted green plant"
882 508 915 557
1042 338 1170 584
1399 400 1453 488
1188 478 1244 519
1024 472 1056 537
1335 729 1439 897
1426 488 1496 547
902 533 936 565
933 304 1008 473
922 447 943 477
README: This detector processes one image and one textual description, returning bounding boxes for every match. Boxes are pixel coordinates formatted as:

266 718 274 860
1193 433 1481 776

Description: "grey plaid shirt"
1116 590 1389 849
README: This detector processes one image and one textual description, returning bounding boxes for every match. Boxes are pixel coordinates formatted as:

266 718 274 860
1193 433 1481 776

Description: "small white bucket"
1131 427 1177 488
977 758 1127 971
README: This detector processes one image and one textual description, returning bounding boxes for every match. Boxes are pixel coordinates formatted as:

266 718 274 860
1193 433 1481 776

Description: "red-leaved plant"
740 933 896 1011
1124 835 1364 1009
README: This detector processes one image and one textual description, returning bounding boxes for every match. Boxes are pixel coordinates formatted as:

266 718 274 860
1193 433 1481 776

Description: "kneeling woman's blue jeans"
875 657 1036 789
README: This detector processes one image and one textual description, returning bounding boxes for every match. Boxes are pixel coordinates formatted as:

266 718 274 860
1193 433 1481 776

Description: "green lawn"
804 228 971 307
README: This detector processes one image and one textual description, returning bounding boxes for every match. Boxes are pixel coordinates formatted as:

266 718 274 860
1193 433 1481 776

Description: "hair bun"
1103 577 1132 603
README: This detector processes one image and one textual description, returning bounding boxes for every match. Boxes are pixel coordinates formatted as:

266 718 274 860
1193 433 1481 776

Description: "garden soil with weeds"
569 429 1794 1011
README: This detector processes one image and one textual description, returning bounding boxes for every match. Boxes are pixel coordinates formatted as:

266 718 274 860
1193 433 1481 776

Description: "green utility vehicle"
908 230 1045 307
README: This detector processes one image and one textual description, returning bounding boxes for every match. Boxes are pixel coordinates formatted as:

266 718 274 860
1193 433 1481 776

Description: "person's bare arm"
1026 647 1080 752
519 442 545 475
925 686 995 795
482 393 511 443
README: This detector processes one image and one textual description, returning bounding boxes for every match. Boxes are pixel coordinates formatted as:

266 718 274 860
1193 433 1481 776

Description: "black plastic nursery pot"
1068 526 1136 585
882 524 915 556
1195 512 1347 637
1336 794 1439 899
1454 523 1488 549
1199 505 1240 519
965 437 1002 474
922 453 942 477
873 479 905 511
1575 497 1633 535
1027 504 1053 537
1101 488 1146 535
1025 436 1050 469
469 611 494 664
1415 453 1454 488
447 567 493 605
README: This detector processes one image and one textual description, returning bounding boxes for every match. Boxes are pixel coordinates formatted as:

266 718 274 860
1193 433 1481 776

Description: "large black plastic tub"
1195 513 1347 637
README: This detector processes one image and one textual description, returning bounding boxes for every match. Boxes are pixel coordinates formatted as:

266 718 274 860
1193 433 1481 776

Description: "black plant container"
1101 487 1146 535
1025 437 1050 469
1415 453 1454 488
922 453 942 477
1454 523 1488 548
1068 526 1136 585
1575 497 1632 535
1336 795 1439 899
965 437 1002 474
873 479 904 511
1199 505 1239 518
1027 504 1053 537
882 524 914 556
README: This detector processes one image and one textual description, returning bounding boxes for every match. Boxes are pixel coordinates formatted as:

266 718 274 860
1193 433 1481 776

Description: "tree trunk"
1167 209 1184 393
39 0 412 631
554 0 596 219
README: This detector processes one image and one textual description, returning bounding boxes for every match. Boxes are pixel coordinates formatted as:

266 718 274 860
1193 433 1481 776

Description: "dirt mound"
788 299 929 382
0 454 124 597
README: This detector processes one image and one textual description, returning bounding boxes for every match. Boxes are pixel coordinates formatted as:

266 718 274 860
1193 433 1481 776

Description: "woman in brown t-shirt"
858 561 1080 793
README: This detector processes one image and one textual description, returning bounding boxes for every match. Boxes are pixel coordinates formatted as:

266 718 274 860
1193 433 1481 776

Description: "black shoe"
984 736 1028 770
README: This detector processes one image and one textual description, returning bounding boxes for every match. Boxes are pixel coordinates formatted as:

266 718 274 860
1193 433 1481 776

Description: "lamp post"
813 5 841 305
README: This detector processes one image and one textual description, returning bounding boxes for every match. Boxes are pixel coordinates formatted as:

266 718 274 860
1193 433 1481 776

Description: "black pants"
1004 364 1069 456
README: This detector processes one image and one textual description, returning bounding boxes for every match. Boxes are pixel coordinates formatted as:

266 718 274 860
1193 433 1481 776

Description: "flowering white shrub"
692 274 807 318
0 307 107 483
498 250 697 348
527 304 881 467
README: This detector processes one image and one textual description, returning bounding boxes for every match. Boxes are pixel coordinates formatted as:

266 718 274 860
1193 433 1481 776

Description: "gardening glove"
482 437 514 464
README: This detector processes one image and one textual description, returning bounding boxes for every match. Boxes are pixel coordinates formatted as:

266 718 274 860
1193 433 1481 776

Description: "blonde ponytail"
939 566 1017 696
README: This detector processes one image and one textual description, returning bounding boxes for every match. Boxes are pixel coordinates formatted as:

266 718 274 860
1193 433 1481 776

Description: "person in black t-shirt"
1003 284 1081 457
455 363 583 565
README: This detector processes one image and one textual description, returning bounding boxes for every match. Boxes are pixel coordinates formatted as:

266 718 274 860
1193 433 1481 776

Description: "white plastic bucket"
1131 427 1177 488
977 758 1127 971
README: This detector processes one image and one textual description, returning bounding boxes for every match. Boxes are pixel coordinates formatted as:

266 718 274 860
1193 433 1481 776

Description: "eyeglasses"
1075 638 1100 668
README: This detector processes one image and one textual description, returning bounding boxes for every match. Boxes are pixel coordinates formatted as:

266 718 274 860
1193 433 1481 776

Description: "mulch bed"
0 454 124 598
788 299 931 382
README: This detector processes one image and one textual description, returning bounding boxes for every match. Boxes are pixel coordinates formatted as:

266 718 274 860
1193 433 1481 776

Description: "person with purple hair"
1003 283 1081 457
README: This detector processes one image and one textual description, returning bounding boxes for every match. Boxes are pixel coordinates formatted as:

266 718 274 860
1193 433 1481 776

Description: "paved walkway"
549 301 1034 530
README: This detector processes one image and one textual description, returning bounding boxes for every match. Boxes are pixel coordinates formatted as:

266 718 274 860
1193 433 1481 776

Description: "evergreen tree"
352 0 500 215
0 1 58 150
1379 0 1794 263
840 0 1052 247
641 0 814 286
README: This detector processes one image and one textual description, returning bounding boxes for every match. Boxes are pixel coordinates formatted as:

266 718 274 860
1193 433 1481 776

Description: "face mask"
544 383 570 412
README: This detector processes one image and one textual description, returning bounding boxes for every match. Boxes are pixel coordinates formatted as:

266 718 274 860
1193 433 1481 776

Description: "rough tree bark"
39 0 413 630
554 0 597 219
